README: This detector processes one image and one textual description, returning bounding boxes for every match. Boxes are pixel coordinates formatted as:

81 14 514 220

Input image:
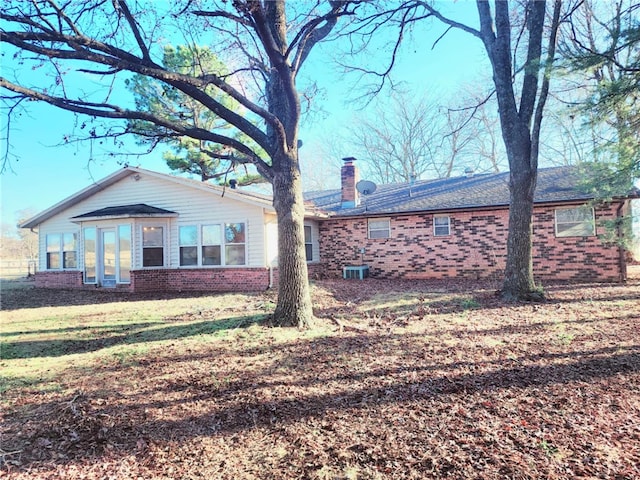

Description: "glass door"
101 229 117 287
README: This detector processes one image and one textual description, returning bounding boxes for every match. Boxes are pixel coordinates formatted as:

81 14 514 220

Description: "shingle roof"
72 204 177 219
304 166 615 217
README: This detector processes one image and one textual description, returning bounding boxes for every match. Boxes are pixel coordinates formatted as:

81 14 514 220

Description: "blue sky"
1 1 486 229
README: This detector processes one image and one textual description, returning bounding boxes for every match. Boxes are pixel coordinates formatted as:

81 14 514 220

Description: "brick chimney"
341 157 360 208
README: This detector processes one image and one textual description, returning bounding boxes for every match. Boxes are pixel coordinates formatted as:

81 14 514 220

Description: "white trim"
368 218 391 239
175 221 248 267
554 206 596 237
45 232 79 271
433 215 451 236
140 223 167 268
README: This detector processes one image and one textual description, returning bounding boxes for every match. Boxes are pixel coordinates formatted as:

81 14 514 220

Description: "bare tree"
452 88 508 173
0 0 359 328
441 102 494 175
377 0 565 299
345 91 470 183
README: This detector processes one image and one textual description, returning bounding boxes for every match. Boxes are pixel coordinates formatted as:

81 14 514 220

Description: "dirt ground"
1 277 639 479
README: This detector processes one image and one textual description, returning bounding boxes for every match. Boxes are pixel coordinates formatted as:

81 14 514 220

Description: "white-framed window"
46 234 61 269
142 226 164 267
433 215 451 236
304 225 313 261
555 206 595 237
118 225 132 283
225 223 246 266
202 224 222 265
368 218 390 239
179 225 198 266
83 227 97 283
177 223 245 267
62 233 77 268
46 232 77 269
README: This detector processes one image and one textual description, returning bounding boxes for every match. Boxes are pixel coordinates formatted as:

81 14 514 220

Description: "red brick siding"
532 204 623 282
130 268 271 292
318 204 624 283
35 270 83 288
34 268 274 292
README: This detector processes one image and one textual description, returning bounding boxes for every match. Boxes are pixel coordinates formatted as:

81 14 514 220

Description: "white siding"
36 171 270 271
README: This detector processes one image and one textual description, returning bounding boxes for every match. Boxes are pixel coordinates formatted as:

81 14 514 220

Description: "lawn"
1 278 639 479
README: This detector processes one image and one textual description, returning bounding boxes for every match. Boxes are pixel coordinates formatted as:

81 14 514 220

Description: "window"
179 226 198 266
118 225 131 283
304 225 313 261
202 224 222 265
434 216 451 236
142 226 164 267
46 233 77 269
84 228 96 283
176 223 245 267
368 218 390 239
224 223 246 265
46 234 61 269
555 206 595 237
63 233 77 268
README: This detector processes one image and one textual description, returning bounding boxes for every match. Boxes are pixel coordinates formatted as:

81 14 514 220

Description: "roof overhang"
318 197 627 221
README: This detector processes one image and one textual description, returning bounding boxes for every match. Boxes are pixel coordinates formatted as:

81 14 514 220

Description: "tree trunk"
271 151 314 328
503 159 539 299
475 1 550 301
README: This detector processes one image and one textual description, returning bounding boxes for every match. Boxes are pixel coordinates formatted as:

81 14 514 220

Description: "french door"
100 229 117 287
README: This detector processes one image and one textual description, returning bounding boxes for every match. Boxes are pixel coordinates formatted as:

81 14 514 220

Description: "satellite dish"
356 180 377 195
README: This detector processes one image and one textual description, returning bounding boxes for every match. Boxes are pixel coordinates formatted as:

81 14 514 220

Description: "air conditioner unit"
343 265 369 280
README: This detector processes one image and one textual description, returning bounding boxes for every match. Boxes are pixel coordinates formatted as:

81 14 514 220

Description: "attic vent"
464 167 474 178
229 179 238 189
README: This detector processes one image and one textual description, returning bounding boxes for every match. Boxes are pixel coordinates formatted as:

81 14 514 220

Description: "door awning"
71 203 178 222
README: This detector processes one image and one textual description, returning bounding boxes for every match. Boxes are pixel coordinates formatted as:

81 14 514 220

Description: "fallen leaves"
1 278 639 479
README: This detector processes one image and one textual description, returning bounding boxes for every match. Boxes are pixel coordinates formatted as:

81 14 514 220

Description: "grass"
0 293 272 394
1 279 639 479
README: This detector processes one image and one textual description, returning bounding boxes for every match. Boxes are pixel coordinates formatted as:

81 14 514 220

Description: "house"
307 159 637 283
19 167 289 291
20 161 637 291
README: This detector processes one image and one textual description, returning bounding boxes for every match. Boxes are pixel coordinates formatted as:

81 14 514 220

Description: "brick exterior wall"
130 268 272 292
35 270 83 288
318 203 626 283
532 203 624 282
34 268 274 292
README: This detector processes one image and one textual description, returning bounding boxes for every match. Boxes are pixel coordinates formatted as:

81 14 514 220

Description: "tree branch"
116 0 152 61
518 0 546 124
416 0 482 39
531 0 562 170
0 78 273 180
1 29 275 154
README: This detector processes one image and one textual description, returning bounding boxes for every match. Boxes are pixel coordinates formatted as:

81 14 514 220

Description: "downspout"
616 201 627 282
29 227 38 277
